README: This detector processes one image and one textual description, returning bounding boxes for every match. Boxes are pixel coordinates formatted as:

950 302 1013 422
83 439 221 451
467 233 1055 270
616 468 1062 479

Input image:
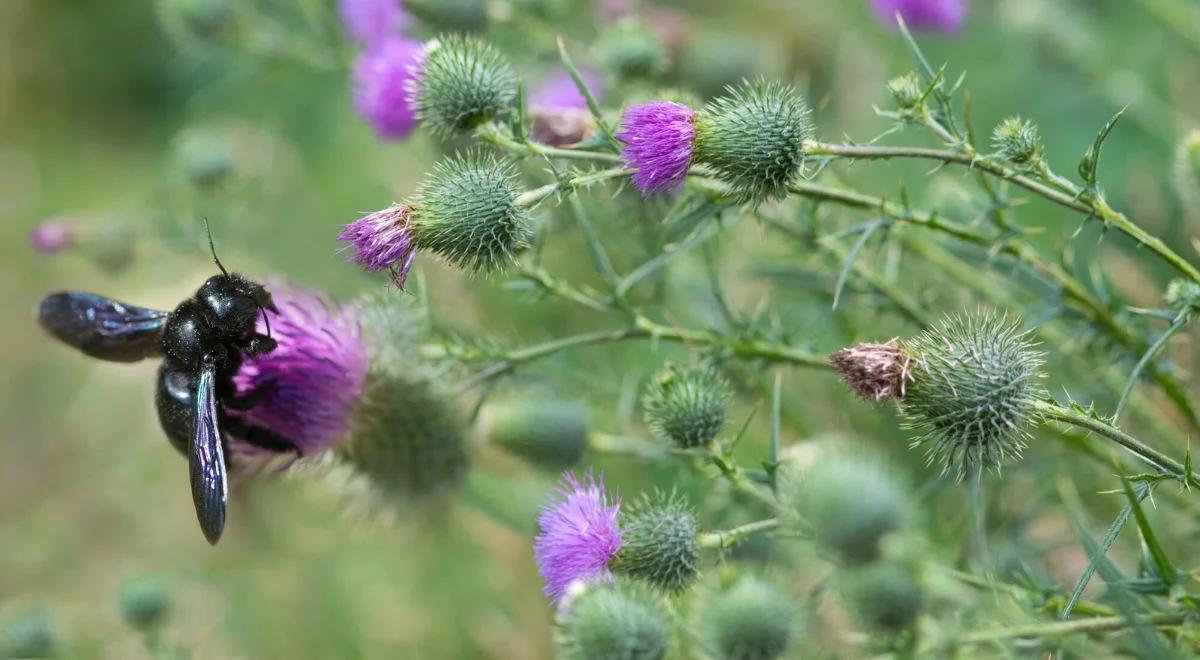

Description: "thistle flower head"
338 203 419 288
412 35 517 137
642 362 731 448
410 151 534 273
901 312 1044 477
339 0 408 48
403 0 487 32
598 20 668 80
28 220 77 256
352 36 424 140
700 575 801 660
484 398 589 470
992 116 1044 166
557 581 670 660
232 286 369 456
886 72 924 110
535 472 623 603
617 101 697 195
613 492 699 594
870 0 968 34
694 79 812 202
830 339 911 403
117 575 170 631
840 561 925 632
789 453 908 565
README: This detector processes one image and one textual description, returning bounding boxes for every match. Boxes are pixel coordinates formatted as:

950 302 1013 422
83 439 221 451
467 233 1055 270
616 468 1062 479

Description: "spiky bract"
642 363 731 448
901 312 1044 477
992 116 1044 166
694 80 812 202
887 72 923 110
485 398 589 470
790 454 907 565
700 575 800 660
411 152 533 273
614 493 699 594
413 35 515 136
558 581 670 660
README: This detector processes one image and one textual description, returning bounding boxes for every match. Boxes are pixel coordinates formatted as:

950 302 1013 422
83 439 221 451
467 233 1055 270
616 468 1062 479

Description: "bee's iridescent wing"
190 359 227 545
38 292 168 362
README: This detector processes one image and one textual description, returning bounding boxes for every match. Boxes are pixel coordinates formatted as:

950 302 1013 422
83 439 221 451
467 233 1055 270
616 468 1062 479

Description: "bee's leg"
222 375 277 411
223 415 301 455
239 333 277 356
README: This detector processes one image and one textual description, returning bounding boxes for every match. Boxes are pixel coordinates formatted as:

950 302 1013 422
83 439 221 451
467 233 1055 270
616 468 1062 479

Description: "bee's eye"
231 296 256 314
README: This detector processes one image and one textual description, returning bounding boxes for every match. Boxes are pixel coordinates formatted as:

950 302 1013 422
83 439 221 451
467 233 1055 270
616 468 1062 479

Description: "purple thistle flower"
870 0 968 34
352 36 424 140
339 0 409 48
617 101 697 195
29 220 77 256
529 69 604 147
232 286 369 456
535 472 623 603
338 204 419 288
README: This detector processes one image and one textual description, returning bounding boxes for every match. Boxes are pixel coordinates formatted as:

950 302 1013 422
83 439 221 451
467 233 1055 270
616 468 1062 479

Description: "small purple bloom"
352 36 424 140
339 0 409 48
617 101 696 195
232 286 369 456
29 220 77 256
870 0 968 34
338 203 419 288
535 472 623 603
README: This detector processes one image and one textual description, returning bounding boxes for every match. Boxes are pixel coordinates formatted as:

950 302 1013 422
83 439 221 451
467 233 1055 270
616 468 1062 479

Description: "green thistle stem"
956 612 1189 645
697 518 780 549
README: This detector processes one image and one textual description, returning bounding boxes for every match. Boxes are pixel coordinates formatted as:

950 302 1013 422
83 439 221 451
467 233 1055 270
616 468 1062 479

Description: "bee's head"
198 273 276 336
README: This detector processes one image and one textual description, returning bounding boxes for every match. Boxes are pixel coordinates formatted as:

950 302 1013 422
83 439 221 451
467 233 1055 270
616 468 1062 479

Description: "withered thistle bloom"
528 69 603 146
617 101 697 195
352 36 424 140
338 204 419 288
830 339 910 403
870 0 968 34
535 472 623 603
28 220 77 256
232 286 369 456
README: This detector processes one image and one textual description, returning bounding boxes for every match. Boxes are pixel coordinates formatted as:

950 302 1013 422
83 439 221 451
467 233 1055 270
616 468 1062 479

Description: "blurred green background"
2 0 1197 657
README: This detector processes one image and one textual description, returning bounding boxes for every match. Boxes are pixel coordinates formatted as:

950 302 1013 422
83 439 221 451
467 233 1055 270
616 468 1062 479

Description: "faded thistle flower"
484 397 589 470
613 492 700 594
412 35 517 137
557 581 670 660
901 312 1044 477
830 339 910 403
28 220 77 256
870 0 968 34
352 36 424 140
535 472 623 603
232 286 370 457
839 560 925 632
339 0 408 48
117 575 170 631
992 116 1044 166
642 362 731 448
700 574 801 660
528 69 603 146
339 204 419 288
617 101 697 195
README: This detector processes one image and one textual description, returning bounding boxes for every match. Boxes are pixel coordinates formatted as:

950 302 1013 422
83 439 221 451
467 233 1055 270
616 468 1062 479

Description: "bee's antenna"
204 218 230 277
260 305 273 340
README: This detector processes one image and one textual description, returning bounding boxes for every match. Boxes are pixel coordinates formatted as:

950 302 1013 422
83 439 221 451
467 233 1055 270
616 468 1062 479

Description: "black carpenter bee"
37 231 299 544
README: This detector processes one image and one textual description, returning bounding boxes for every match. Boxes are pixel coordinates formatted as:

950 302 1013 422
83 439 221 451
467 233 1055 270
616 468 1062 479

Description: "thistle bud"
413 35 516 137
597 20 668 80
174 128 234 189
410 151 534 273
830 339 909 403
557 581 671 660
901 312 1043 477
1172 130 1200 215
992 116 1044 166
789 453 908 565
694 79 812 202
404 0 487 32
614 493 700 594
483 398 589 470
839 561 925 632
700 575 801 660
117 575 170 631
642 363 731 449
1 610 58 659
1165 279 1200 316
886 72 923 110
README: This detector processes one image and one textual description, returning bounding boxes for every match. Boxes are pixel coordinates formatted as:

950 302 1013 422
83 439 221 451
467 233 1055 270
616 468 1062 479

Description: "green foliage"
415 35 517 136
484 398 588 469
642 363 731 449
558 582 670 660
597 20 668 80
614 492 700 593
700 575 800 660
405 0 488 32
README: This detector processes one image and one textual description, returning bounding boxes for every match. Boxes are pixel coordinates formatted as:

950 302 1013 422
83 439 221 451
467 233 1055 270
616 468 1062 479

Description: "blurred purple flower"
352 36 424 140
232 286 369 456
340 0 409 48
29 220 77 256
617 101 696 195
534 472 623 603
338 204 419 288
870 0 968 33
529 69 603 146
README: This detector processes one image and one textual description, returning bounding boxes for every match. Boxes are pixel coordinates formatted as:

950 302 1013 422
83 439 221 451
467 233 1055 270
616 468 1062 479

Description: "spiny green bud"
902 312 1044 477
1 610 58 659
992 116 1044 166
174 128 234 189
411 151 534 274
789 453 907 565
694 79 813 202
598 20 668 80
886 73 923 110
404 0 487 32
1165 279 1200 316
643 362 731 448
839 561 925 632
415 35 517 137
614 493 700 594
483 397 588 470
700 574 801 660
557 581 671 660
1172 130 1200 215
117 575 170 630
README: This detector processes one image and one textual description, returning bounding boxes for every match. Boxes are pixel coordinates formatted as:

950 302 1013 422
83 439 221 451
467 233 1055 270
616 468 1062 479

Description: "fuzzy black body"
38 273 298 545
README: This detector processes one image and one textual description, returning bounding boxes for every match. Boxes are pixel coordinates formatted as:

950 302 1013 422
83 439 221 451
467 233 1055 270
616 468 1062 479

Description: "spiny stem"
958 612 1189 645
697 518 780 549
